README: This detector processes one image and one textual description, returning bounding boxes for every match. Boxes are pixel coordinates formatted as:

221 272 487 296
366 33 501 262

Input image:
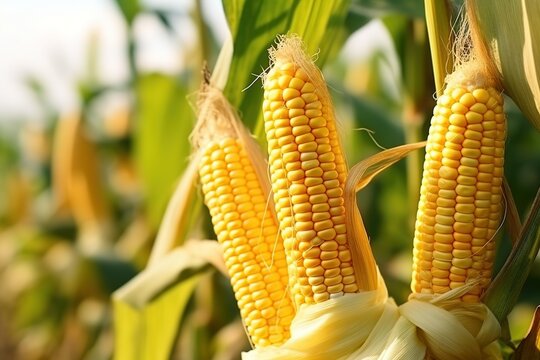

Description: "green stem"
127 28 137 86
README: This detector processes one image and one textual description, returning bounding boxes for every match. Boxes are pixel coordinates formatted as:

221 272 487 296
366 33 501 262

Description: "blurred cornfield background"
0 0 538 359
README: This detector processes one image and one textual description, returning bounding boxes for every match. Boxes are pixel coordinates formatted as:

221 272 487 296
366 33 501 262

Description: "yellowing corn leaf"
469 0 540 130
51 113 110 254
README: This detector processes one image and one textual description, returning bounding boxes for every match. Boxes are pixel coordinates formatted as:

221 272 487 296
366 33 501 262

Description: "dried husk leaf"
344 141 427 291
147 151 202 266
468 0 540 130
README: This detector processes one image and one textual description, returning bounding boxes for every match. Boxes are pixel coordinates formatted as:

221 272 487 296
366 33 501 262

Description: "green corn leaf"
349 0 424 19
113 240 226 360
134 74 194 229
114 0 141 25
332 85 405 149
222 0 351 135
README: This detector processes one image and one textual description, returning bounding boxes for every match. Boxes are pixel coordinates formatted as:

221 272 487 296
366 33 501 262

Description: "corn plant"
0 0 538 359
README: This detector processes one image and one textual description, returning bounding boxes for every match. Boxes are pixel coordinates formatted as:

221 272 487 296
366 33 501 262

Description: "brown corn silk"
192 85 295 347
263 35 366 307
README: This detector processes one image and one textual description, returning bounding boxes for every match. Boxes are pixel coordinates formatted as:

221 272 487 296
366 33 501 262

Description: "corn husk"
147 151 202 266
242 272 393 360
468 0 540 130
503 177 522 246
242 263 500 360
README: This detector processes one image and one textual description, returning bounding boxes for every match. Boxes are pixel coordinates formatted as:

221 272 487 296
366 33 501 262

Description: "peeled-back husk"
242 274 500 360
468 0 540 130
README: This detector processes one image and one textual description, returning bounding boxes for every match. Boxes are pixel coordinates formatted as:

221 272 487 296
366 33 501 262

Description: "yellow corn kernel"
411 82 506 302
263 38 358 307
199 138 294 347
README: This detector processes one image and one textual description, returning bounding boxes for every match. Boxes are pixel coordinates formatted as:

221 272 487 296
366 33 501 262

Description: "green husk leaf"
503 176 522 246
484 188 540 323
469 0 540 130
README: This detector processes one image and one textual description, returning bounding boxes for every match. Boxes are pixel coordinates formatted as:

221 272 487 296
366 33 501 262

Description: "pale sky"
0 0 228 121
0 0 390 122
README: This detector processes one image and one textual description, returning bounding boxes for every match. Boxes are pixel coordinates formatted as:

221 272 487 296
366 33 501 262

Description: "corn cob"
263 37 359 307
411 78 506 302
195 88 295 347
